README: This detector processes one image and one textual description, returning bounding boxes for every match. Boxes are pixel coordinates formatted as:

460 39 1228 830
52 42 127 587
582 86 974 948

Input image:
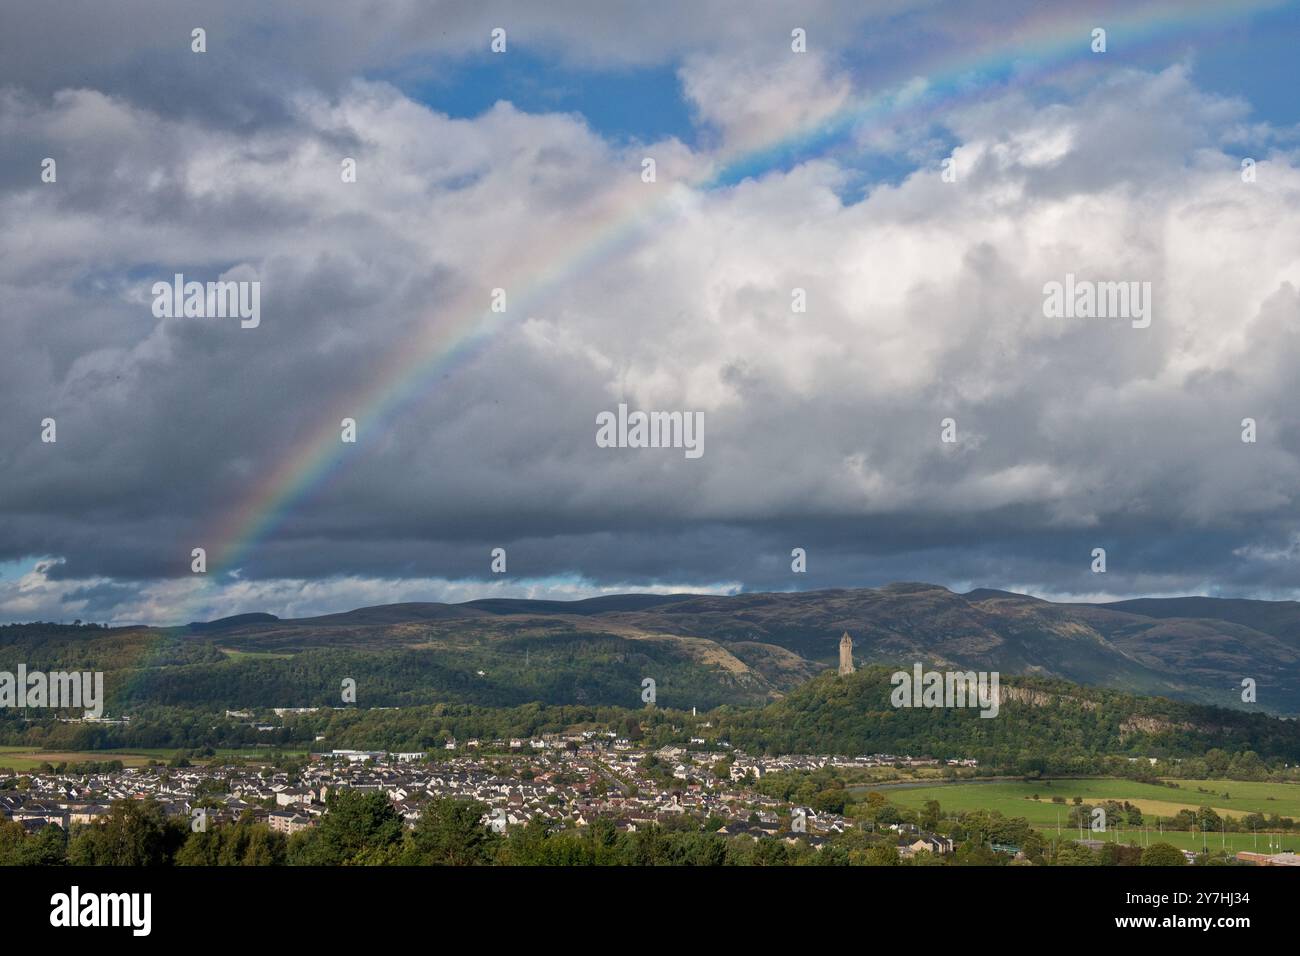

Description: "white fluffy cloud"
3 6 1300 622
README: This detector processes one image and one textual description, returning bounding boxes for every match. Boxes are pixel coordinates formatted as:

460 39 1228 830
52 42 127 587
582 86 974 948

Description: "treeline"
0 793 1232 867
0 701 698 754
4 694 1300 783
714 667 1300 765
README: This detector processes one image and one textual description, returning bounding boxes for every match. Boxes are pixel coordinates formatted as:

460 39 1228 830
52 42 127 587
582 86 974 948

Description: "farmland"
867 777 1300 851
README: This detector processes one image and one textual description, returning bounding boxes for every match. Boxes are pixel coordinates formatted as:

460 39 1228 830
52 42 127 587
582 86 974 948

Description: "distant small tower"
838 632 855 675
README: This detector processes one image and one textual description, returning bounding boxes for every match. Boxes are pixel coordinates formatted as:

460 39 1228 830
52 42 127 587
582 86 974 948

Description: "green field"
865 777 1300 852
0 746 308 771
0 748 159 771
1079 827 1300 853
217 646 295 660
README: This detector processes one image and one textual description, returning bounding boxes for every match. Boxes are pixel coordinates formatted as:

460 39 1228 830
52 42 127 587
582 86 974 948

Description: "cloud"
3 5 1300 623
678 50 853 154
0 558 741 625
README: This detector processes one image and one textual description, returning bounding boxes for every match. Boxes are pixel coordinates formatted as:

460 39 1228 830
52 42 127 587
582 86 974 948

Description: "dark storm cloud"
2 2 1299 623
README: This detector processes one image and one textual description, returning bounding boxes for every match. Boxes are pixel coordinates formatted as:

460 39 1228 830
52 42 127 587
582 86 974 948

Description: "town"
2 740 958 849
6 734 1297 867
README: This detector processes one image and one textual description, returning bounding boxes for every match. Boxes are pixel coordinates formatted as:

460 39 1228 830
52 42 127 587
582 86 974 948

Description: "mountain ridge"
6 584 1297 713
167 583 1300 713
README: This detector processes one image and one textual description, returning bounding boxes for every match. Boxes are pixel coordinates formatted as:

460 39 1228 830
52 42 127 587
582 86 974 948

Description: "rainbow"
174 0 1279 623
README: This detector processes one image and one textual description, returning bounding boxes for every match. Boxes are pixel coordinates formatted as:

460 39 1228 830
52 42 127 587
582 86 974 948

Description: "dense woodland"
718 667 1300 768
0 622 773 709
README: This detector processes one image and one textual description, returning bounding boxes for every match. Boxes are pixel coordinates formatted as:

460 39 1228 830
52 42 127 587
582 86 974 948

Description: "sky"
2 0 1300 625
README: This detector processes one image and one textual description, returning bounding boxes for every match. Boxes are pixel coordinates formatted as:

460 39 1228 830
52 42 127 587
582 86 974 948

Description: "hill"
3 583 1300 712
715 665 1300 765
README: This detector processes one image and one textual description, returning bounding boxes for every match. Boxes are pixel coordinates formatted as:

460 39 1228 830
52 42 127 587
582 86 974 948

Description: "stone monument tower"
838 632 855 675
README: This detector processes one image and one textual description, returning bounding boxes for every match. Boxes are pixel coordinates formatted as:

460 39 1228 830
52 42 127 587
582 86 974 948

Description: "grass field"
865 777 1300 852
1077 827 1300 853
217 647 294 660
0 746 308 771
0 748 158 771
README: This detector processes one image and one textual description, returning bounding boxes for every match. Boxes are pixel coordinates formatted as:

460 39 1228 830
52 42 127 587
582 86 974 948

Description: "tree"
1020 829 1047 864
175 828 221 866
920 800 942 831
813 789 847 815
403 798 497 866
1141 842 1186 866
178 815 287 866
13 823 68 865
497 815 551 865
298 790 403 866
862 844 901 866
1054 842 1098 866
67 799 182 866
241 825 287 866
588 815 621 849
953 842 999 866
753 837 790 867
0 818 27 865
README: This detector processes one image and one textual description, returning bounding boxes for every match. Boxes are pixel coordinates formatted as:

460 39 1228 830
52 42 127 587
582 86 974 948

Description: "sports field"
865 777 1300 852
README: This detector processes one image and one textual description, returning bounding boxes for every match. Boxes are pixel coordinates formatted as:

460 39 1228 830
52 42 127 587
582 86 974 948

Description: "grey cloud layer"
2 2 1299 623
